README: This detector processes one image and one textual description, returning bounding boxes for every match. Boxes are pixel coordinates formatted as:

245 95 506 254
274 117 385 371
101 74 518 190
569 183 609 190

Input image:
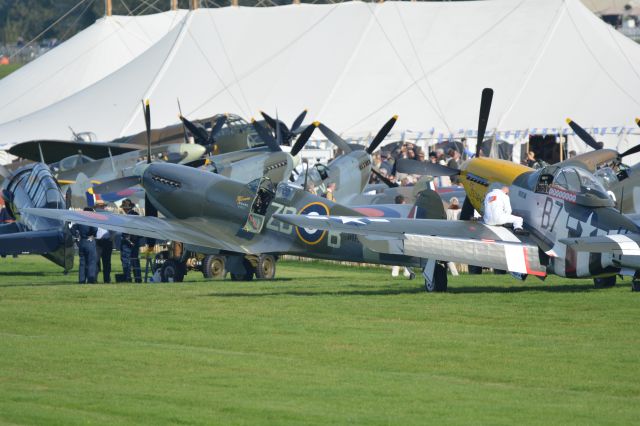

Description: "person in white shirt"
482 186 525 234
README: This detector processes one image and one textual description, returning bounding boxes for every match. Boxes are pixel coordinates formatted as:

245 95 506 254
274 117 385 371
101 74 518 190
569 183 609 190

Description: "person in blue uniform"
120 199 142 283
71 207 98 284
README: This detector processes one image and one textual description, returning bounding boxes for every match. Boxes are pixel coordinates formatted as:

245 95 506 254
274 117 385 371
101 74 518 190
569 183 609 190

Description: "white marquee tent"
0 10 187 126
0 0 639 161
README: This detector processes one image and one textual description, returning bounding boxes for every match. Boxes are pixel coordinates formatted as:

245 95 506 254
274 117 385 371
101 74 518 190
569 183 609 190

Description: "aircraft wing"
0 229 65 255
275 214 546 276
9 140 141 163
23 208 238 252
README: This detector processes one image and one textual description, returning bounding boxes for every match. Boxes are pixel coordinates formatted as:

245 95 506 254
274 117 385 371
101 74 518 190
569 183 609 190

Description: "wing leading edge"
275 214 546 276
23 208 238 252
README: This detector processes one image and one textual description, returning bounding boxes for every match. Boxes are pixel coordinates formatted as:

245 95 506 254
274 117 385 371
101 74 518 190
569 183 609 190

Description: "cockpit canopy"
529 165 614 208
50 154 95 173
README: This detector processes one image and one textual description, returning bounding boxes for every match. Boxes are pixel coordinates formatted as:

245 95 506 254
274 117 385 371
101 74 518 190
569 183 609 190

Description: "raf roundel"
295 202 330 245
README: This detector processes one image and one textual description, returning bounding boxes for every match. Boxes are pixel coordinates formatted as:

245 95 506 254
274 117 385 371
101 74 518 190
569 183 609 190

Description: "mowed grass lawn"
0 63 21 79
0 255 638 425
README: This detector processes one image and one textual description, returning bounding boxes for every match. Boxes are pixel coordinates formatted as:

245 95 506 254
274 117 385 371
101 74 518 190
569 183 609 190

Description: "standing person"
94 201 113 283
120 199 142 283
482 186 526 235
324 182 336 201
447 148 461 185
71 207 98 284
391 195 415 280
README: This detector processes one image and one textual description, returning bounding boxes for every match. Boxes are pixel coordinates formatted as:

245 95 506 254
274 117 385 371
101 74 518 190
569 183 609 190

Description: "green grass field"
0 255 638 425
0 63 20 79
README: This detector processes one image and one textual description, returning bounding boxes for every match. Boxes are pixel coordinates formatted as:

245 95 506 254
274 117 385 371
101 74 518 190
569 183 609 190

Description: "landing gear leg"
423 259 448 293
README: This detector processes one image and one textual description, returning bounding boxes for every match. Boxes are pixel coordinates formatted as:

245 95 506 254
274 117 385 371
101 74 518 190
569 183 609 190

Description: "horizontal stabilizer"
0 229 64 255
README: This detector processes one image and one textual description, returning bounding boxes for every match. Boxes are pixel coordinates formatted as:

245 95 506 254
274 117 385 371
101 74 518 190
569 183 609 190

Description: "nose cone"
168 143 206 164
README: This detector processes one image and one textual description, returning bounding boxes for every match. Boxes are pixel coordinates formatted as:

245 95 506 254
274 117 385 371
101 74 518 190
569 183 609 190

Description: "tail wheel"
161 259 185 283
256 254 276 280
202 255 226 280
594 276 616 288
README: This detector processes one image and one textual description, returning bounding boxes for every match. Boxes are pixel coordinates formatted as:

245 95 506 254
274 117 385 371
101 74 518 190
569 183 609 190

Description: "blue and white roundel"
296 202 329 245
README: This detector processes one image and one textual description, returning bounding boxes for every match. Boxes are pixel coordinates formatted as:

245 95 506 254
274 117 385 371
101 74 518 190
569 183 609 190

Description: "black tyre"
202 255 226 279
230 271 254 281
425 262 448 292
255 254 276 280
161 259 185 283
632 281 640 292
594 276 616 288
152 250 170 273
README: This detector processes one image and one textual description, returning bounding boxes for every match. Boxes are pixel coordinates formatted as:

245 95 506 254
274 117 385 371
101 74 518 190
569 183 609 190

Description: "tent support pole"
105 0 112 16
170 0 178 10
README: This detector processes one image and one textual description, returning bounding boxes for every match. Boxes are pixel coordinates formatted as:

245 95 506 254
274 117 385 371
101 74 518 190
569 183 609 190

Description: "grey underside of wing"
561 235 640 269
23 208 237 252
275 215 545 275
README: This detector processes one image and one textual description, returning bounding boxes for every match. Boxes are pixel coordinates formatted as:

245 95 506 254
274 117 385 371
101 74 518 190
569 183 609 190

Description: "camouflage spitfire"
25 160 442 281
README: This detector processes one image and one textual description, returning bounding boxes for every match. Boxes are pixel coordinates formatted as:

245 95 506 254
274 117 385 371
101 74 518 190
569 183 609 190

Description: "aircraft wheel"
152 250 169 273
161 259 185 283
256 254 276 280
593 276 616 288
425 262 448 293
202 255 226 280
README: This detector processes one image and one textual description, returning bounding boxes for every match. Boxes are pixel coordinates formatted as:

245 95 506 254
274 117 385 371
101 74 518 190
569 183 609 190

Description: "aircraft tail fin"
410 188 446 220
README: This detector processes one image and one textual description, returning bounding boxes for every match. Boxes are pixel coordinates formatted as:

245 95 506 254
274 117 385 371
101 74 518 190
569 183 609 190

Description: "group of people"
370 142 465 189
71 198 142 284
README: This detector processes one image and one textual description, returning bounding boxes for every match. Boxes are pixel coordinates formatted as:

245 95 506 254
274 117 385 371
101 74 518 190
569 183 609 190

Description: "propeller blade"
179 115 209 145
290 123 318 157
276 112 282 146
209 115 227 139
165 152 188 164
251 119 282 152
366 115 398 155
620 144 640 158
260 111 278 131
317 123 352 154
184 158 207 168
396 158 460 177
93 176 141 194
566 118 601 151
476 88 493 157
177 99 189 144
636 117 639 128
371 168 398 188
459 197 475 221
145 193 158 218
143 100 151 165
291 109 308 132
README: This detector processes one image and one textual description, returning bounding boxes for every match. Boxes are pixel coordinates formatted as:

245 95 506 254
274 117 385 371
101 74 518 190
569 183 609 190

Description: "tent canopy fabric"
0 10 187 126
0 0 638 158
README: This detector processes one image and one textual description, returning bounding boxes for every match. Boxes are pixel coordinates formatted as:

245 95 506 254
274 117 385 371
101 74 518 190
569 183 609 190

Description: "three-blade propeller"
179 113 228 155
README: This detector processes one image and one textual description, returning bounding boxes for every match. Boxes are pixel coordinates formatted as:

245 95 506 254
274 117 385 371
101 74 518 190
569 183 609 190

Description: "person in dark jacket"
120 199 142 283
71 207 98 284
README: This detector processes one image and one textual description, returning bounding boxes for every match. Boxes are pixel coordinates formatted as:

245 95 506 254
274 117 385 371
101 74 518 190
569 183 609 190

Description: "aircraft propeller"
179 113 227 155
566 117 640 159
316 116 399 187
260 109 308 145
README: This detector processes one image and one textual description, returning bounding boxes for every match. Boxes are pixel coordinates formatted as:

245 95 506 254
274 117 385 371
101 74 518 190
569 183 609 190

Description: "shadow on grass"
206 286 425 298
0 271 50 277
448 283 598 294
